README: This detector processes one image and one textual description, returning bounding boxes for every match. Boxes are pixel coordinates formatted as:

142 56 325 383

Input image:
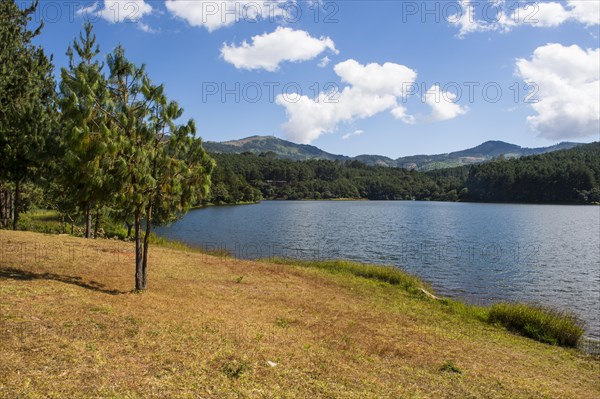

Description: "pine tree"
59 22 114 238
140 86 214 287
104 46 214 291
0 0 58 230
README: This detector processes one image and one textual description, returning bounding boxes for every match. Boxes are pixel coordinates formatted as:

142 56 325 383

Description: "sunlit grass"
267 259 586 349
488 302 584 347
1 230 598 397
149 233 231 257
265 258 428 294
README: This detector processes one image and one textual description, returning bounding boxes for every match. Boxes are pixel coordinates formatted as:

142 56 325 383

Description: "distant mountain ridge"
203 135 583 171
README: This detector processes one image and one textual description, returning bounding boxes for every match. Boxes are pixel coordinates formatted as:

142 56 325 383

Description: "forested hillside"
207 152 457 203
463 142 600 203
205 143 600 205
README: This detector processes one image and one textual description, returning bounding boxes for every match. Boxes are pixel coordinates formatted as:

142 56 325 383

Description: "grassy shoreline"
11 211 600 353
1 230 599 397
11 209 596 349
150 237 593 351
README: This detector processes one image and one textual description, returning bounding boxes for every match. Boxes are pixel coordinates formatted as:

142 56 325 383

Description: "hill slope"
206 142 599 204
1 230 598 398
204 135 349 162
397 140 582 171
203 135 582 171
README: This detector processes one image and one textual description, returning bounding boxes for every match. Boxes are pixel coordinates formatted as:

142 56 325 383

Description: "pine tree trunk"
85 204 92 238
142 203 152 290
94 209 101 238
126 221 132 238
5 190 11 229
134 210 145 291
8 190 14 228
0 187 5 229
12 180 20 230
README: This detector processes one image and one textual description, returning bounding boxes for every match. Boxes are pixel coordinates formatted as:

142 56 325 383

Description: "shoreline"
18 208 600 347
179 239 600 353
150 235 600 353
197 199 600 207
1 229 599 397
6 226 599 353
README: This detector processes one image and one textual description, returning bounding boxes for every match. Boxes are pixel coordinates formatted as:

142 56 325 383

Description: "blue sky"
30 0 600 158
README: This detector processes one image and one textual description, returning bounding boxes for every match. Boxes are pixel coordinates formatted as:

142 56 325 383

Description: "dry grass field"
0 230 598 398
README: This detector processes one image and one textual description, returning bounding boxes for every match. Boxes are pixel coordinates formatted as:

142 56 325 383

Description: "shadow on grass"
0 267 128 295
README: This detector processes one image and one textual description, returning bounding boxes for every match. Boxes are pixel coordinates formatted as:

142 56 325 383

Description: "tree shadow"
0 267 129 295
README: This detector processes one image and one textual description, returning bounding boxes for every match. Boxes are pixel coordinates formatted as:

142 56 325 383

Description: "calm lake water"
156 201 600 340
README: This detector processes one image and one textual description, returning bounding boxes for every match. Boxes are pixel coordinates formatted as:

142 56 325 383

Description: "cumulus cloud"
276 59 418 144
511 1 571 27
334 59 417 96
318 56 331 68
391 105 416 124
450 0 491 37
78 0 153 24
137 22 158 33
165 0 288 31
221 27 338 71
516 43 600 139
342 130 364 140
451 0 599 37
424 85 469 121
568 0 600 25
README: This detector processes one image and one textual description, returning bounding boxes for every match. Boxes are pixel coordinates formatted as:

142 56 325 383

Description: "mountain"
204 135 349 162
395 141 582 171
203 135 583 171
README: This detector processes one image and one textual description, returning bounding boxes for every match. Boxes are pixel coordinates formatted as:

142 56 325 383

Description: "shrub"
439 360 461 373
488 303 584 347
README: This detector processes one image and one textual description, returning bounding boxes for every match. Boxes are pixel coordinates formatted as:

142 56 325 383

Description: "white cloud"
138 22 157 33
165 0 288 31
424 84 469 121
450 0 491 37
78 0 153 24
333 59 417 96
516 43 600 139
221 27 338 71
451 0 599 37
77 2 99 17
342 130 364 140
318 56 331 68
516 2 570 27
567 0 600 25
276 59 418 144
391 105 416 124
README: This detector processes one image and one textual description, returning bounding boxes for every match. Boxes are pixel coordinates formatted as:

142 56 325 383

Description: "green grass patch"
148 233 231 258
219 358 248 379
17 210 64 234
265 258 428 294
17 209 130 239
488 303 584 347
439 360 462 374
439 298 490 323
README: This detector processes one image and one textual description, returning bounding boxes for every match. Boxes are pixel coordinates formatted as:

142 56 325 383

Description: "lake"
156 201 600 340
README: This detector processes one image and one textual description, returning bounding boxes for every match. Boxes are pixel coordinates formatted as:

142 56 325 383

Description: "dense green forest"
205 143 600 205
207 152 461 202
463 142 600 203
